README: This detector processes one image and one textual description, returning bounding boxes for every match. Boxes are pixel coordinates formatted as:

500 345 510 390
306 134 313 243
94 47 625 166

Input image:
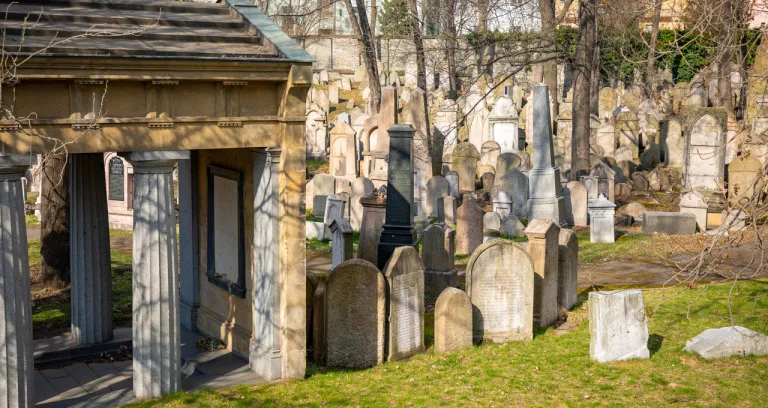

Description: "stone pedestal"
0 155 35 408
378 124 417 270
528 84 567 226
69 153 113 344
120 151 188 399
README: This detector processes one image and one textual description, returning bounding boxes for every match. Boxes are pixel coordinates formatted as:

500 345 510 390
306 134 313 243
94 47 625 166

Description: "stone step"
10 0 229 15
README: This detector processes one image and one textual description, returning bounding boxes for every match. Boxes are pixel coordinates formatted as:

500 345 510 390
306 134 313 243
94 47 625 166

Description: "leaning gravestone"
350 177 374 231
467 240 535 343
445 171 460 198
426 176 451 217
500 214 525 237
589 289 650 363
524 219 560 327
456 195 484 254
497 152 521 174
422 223 457 295
497 168 529 219
558 229 578 310
383 247 425 361
326 259 386 368
483 211 502 232
434 288 473 353
329 219 353 268
323 196 346 239
358 191 387 266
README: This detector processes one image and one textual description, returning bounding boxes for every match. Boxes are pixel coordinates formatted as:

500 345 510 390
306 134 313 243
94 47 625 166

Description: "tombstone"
476 164 495 179
580 175 598 204
684 326 768 360
558 229 578 310
456 195 484 254
383 247 425 361
445 171 460 198
329 121 357 181
631 172 649 192
469 106 491 149
358 191 387 266
524 219 560 327
617 160 635 180
319 69 329 84
451 143 480 193
615 183 631 198
518 150 531 171
589 290 650 363
497 152 521 174
480 140 502 168
341 77 352 91
590 161 616 202
598 87 618 120
489 95 521 152
679 190 708 232
323 196 346 239
437 196 457 225
497 169 529 219
614 146 633 163
528 84 567 226
616 112 640 159
480 172 495 192
683 112 726 191
330 219 353 268
350 177 374 231
588 195 616 243
500 214 526 237
727 156 761 203
329 84 340 104
312 278 327 364
597 123 616 158
565 181 587 227
434 288 473 353
466 240 535 342
483 211 502 232
426 176 451 217
325 260 386 368
312 174 336 216
422 223 457 295
306 110 327 159
492 191 513 218
316 90 330 113
639 141 661 170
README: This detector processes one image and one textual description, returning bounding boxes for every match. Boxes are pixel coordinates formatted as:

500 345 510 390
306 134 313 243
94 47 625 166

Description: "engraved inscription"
108 157 125 201
392 269 421 355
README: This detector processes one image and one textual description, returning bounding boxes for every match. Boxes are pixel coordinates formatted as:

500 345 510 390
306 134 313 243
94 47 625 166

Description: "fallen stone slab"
642 211 696 235
684 326 768 360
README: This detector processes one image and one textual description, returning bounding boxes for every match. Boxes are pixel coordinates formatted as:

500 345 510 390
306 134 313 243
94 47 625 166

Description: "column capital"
251 147 281 162
119 150 190 173
0 154 36 178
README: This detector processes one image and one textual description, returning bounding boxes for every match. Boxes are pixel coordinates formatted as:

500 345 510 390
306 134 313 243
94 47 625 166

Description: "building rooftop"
0 0 313 62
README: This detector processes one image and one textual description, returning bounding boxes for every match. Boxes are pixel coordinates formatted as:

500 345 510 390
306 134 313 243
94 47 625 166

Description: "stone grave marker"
480 140 502 167
434 288 473 353
422 223 457 295
588 194 616 243
451 143 480 193
589 290 650 363
558 229 578 310
727 156 761 203
437 196 457 225
350 177 374 231
330 219 353 268
500 214 525 237
323 196 346 239
492 191 513 218
683 112 726 191
590 161 616 202
524 219 560 327
483 211 502 232
456 195 484 254
358 191 387 266
565 181 587 227
679 190 708 231
426 176 451 217
383 247 425 361
445 171 460 198
497 152 521 174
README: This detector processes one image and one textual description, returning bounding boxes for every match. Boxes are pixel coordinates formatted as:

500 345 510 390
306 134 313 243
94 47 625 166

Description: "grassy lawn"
129 279 768 407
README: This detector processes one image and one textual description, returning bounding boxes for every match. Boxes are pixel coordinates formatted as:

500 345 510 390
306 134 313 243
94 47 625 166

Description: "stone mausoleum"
0 0 310 403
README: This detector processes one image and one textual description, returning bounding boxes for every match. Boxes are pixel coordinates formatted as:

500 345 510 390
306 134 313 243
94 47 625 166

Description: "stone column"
120 151 189 399
178 154 199 330
0 154 35 408
250 148 282 381
69 153 113 344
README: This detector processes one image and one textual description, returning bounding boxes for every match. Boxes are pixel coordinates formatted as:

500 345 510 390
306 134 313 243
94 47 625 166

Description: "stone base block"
684 326 768 360
249 341 282 381
425 269 457 296
642 212 696 235
589 289 650 363
527 196 567 227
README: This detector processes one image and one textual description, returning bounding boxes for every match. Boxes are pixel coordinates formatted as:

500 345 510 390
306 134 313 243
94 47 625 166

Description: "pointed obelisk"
527 83 568 226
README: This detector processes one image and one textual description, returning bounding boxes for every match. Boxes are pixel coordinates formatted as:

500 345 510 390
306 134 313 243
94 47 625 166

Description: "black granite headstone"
108 156 125 201
377 124 417 270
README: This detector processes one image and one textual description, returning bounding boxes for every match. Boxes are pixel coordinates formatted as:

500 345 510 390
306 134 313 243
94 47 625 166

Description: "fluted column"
69 153 113 344
0 154 35 408
120 151 189 399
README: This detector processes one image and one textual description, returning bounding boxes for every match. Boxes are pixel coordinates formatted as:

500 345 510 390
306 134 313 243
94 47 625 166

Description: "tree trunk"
645 0 663 98
538 0 559 131
717 0 734 110
369 0 378 57
444 0 459 100
571 0 596 180
591 44 600 116
348 0 381 113
40 154 70 287
407 0 436 174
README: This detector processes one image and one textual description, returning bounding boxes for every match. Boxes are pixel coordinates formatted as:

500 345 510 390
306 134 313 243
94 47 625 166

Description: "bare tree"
571 0 596 179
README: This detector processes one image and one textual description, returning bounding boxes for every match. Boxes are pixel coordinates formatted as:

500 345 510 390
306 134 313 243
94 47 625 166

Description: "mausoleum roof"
0 0 313 62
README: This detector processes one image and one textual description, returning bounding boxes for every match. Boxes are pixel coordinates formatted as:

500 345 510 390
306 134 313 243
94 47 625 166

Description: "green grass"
25 214 39 225
306 238 332 254
109 229 133 238
307 159 329 175
129 279 768 407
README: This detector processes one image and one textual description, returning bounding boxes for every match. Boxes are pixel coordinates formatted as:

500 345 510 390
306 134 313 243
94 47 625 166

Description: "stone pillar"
178 154 199 330
250 148 282 381
0 154 35 408
69 153 113 344
120 151 188 399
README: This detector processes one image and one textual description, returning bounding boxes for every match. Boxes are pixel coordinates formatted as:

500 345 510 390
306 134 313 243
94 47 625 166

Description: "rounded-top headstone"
497 152 521 174
434 287 473 353
382 247 425 361
482 211 502 231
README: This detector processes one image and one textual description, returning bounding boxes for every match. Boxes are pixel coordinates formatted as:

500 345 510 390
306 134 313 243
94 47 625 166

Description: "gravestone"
330 219 353 268
684 326 768 360
326 259 386 368
451 143 480 193
108 156 125 201
383 247 425 361
590 161 616 202
558 229 578 310
684 111 726 191
480 140 502 168
666 120 686 167
312 174 336 216
524 219 560 327
497 169 529 219
727 156 761 203
616 112 640 159
467 240 535 342
312 279 327 364
422 223 457 295
358 190 387 266
483 211 502 232
528 84 567 226
492 191 513 218
565 181 587 227
434 288 473 353
588 194 616 243
350 177 375 231
330 121 357 181
481 172 495 192
589 290 650 363
497 152 521 174
643 212 697 235
617 160 635 179
445 171 460 198
597 123 616 159
437 196 457 225
489 95 520 152
456 195 484 254
426 176 451 217
501 214 526 237
581 175 598 204
631 172 649 192
679 190 708 231
329 84 339 104
615 146 633 162
323 196 346 239
378 124 418 270
598 87 618 120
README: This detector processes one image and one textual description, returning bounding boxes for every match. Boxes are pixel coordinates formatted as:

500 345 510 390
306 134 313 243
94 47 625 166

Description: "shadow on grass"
648 333 664 357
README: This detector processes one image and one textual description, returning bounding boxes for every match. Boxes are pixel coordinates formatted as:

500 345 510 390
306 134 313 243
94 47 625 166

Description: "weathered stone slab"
456 195 484 254
426 176 451 217
684 326 768 360
524 219 560 327
358 193 387 266
642 211 696 235
350 177 374 231
330 219 353 268
588 195 616 243
589 290 650 363
483 211 502 232
434 288 473 353
500 214 525 238
467 241 535 342
326 259 386 368
452 143 480 193
565 181 587 227
383 247 425 361
437 196 457 225
557 229 578 310
422 223 457 295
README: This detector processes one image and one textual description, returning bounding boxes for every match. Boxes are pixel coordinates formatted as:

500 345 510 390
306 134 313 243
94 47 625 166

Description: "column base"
527 196 568 227
377 224 416 270
180 299 199 331
249 341 282 382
